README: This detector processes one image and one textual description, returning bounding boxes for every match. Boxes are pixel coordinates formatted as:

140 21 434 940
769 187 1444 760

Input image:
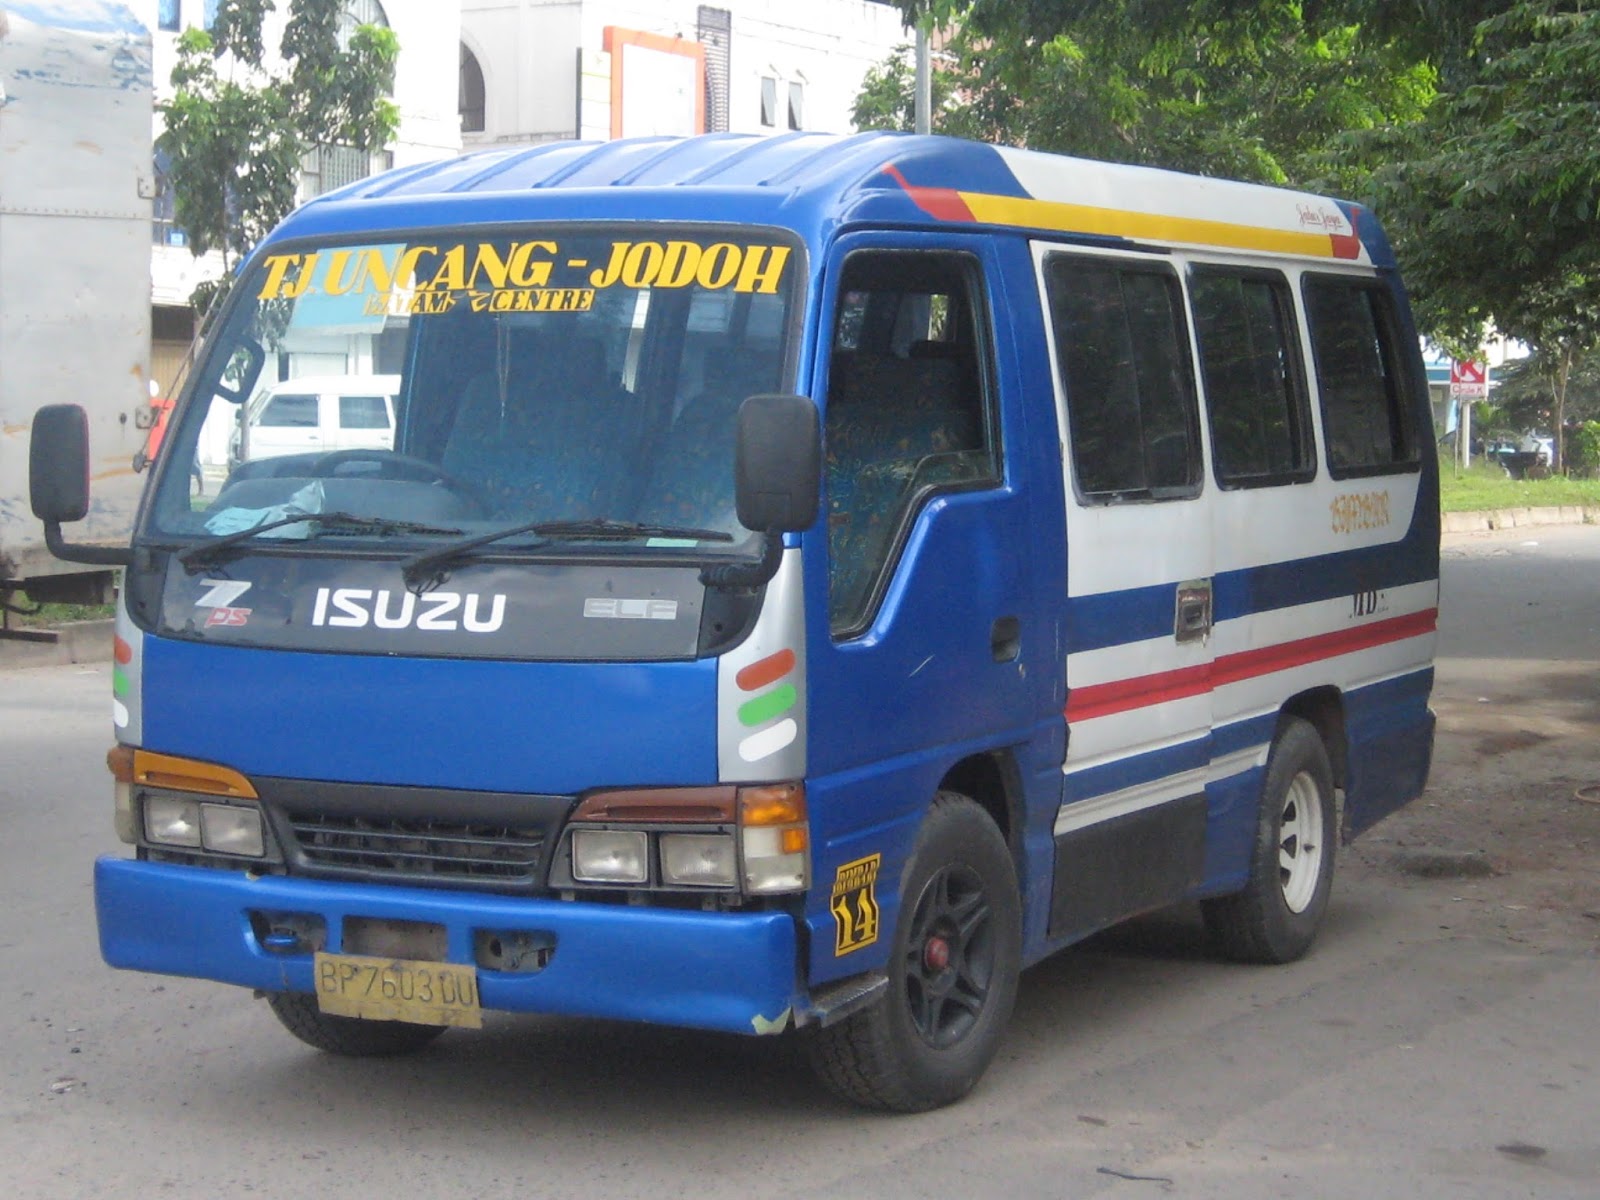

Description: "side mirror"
29 403 133 566
735 394 820 534
30 403 92 522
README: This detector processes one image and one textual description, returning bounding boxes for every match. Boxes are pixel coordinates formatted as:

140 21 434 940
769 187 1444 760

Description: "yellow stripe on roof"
960 192 1346 259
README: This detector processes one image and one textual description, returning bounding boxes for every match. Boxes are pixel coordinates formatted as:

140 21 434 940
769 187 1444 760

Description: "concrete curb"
0 619 113 671
1440 505 1600 535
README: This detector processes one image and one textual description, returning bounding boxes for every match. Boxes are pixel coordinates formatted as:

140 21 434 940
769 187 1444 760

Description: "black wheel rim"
901 861 996 1048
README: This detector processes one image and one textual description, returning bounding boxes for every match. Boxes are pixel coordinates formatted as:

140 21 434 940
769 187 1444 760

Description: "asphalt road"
2 526 1597 1199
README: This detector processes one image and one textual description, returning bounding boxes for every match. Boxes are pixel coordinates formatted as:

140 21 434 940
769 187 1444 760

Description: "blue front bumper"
96 857 802 1036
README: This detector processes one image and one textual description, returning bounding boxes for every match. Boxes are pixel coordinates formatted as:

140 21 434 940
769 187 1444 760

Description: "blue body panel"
96 859 799 1035
100 131 1434 1032
140 637 717 793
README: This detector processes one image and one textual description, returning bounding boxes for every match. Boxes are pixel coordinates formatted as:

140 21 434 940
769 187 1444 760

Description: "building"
129 0 463 395
459 0 908 148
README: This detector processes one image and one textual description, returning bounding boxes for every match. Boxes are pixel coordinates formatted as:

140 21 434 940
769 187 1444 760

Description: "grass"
1438 458 1600 513
2 591 115 629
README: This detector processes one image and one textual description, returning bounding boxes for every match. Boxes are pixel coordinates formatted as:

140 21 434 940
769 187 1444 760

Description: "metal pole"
915 26 931 135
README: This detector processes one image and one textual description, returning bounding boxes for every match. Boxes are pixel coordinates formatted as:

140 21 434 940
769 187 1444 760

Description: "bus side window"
1189 267 1315 488
824 251 998 637
1302 276 1419 476
1046 256 1202 503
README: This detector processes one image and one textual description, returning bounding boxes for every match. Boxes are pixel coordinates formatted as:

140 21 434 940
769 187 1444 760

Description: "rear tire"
1202 717 1336 964
806 793 1021 1112
266 992 448 1057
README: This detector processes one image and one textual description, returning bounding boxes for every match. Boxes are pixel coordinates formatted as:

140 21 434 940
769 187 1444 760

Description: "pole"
915 26 931 135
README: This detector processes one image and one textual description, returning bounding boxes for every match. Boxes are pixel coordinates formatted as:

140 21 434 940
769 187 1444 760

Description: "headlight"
200 803 265 857
659 833 738 888
144 795 201 847
571 829 649 884
143 794 264 857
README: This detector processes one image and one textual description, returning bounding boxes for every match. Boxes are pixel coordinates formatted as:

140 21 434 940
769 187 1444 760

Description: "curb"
1440 505 1600 535
0 619 114 671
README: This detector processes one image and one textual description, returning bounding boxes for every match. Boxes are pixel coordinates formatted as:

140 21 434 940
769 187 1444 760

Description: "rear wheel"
266 992 448 1057
1202 716 1336 964
806 793 1021 1112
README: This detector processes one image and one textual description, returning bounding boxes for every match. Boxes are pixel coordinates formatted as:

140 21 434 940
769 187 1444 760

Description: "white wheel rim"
1279 771 1324 914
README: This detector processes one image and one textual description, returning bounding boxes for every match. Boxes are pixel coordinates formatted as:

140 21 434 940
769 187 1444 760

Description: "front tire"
1202 716 1336 964
266 992 448 1057
806 793 1021 1112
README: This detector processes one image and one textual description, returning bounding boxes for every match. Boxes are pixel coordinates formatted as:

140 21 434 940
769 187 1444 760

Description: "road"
2 526 1596 1198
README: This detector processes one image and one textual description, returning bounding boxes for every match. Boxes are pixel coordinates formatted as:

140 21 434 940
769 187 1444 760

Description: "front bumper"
96 857 802 1036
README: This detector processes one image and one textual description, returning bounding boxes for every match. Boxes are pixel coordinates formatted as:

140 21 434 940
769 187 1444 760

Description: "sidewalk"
0 619 113 670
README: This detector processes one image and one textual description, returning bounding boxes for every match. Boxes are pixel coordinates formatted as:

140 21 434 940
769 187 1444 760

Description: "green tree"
1364 2 1600 469
868 2 1435 186
159 0 399 308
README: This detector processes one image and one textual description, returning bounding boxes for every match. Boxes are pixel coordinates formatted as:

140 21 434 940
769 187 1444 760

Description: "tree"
159 0 399 310
1363 2 1600 469
866 2 1435 187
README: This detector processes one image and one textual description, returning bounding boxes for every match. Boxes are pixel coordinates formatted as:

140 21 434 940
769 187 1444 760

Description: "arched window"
460 44 486 133
338 0 389 47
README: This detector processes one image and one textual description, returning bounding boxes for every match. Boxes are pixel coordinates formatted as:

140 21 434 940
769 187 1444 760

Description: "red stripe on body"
1065 608 1438 722
881 163 976 223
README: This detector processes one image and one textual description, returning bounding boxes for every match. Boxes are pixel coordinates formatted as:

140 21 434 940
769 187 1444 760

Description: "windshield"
147 229 800 559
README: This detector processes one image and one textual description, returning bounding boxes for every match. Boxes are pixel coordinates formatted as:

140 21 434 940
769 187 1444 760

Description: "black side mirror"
735 394 820 534
29 403 133 566
30 404 91 522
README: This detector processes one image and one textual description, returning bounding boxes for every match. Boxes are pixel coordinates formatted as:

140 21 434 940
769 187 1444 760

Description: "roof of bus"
271 132 1392 270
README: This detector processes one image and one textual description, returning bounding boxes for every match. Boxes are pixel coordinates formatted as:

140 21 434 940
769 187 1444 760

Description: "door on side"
1040 247 1215 939
803 236 1036 985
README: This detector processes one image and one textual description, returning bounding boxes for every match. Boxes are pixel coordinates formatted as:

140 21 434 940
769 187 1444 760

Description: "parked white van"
230 375 399 467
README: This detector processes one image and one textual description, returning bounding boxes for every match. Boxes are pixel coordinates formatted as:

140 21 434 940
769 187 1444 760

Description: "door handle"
1175 580 1212 643
990 615 1021 662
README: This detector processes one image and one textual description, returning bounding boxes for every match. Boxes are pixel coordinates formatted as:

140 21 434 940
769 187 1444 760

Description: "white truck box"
0 1 153 601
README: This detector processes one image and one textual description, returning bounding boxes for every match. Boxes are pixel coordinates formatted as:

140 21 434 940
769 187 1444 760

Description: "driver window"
825 250 998 637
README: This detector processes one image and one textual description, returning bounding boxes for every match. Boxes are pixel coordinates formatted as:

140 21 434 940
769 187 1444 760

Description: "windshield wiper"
177 512 464 571
399 517 734 588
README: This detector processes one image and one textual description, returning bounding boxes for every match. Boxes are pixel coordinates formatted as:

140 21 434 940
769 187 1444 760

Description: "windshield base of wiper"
399 517 736 589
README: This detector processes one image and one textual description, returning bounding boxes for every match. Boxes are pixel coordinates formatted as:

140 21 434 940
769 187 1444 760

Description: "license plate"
313 952 483 1029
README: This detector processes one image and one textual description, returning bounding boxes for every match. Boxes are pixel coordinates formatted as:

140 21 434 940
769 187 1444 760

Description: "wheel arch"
1280 686 1347 802
937 749 1024 857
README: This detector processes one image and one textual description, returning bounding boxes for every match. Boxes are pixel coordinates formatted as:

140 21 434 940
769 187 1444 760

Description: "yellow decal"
830 853 882 956
588 241 791 293
1329 490 1392 535
257 240 791 306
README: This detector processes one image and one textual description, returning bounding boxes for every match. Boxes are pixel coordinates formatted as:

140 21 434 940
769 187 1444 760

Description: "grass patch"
2 591 115 629
1438 460 1600 513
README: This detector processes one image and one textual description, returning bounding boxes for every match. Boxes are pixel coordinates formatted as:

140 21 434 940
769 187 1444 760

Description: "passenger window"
1303 276 1418 476
339 394 391 430
258 393 318 428
1046 257 1200 502
825 251 997 637
1190 269 1314 487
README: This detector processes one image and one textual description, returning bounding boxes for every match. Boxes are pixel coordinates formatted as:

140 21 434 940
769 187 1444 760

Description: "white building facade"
459 0 908 149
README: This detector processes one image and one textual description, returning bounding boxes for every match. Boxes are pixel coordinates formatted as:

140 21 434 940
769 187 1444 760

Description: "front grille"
285 813 547 888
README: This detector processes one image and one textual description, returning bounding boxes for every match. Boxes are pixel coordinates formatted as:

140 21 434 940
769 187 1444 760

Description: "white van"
230 375 399 467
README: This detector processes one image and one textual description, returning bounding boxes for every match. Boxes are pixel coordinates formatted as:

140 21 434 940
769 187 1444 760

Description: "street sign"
1450 359 1489 399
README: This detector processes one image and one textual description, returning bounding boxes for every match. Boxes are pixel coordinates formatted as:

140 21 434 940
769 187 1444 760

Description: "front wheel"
1202 716 1336 964
266 992 448 1057
805 793 1021 1112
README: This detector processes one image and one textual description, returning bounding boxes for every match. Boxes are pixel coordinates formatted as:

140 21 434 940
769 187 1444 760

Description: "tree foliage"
869 1 1435 186
871 1 1600 469
158 0 399 302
